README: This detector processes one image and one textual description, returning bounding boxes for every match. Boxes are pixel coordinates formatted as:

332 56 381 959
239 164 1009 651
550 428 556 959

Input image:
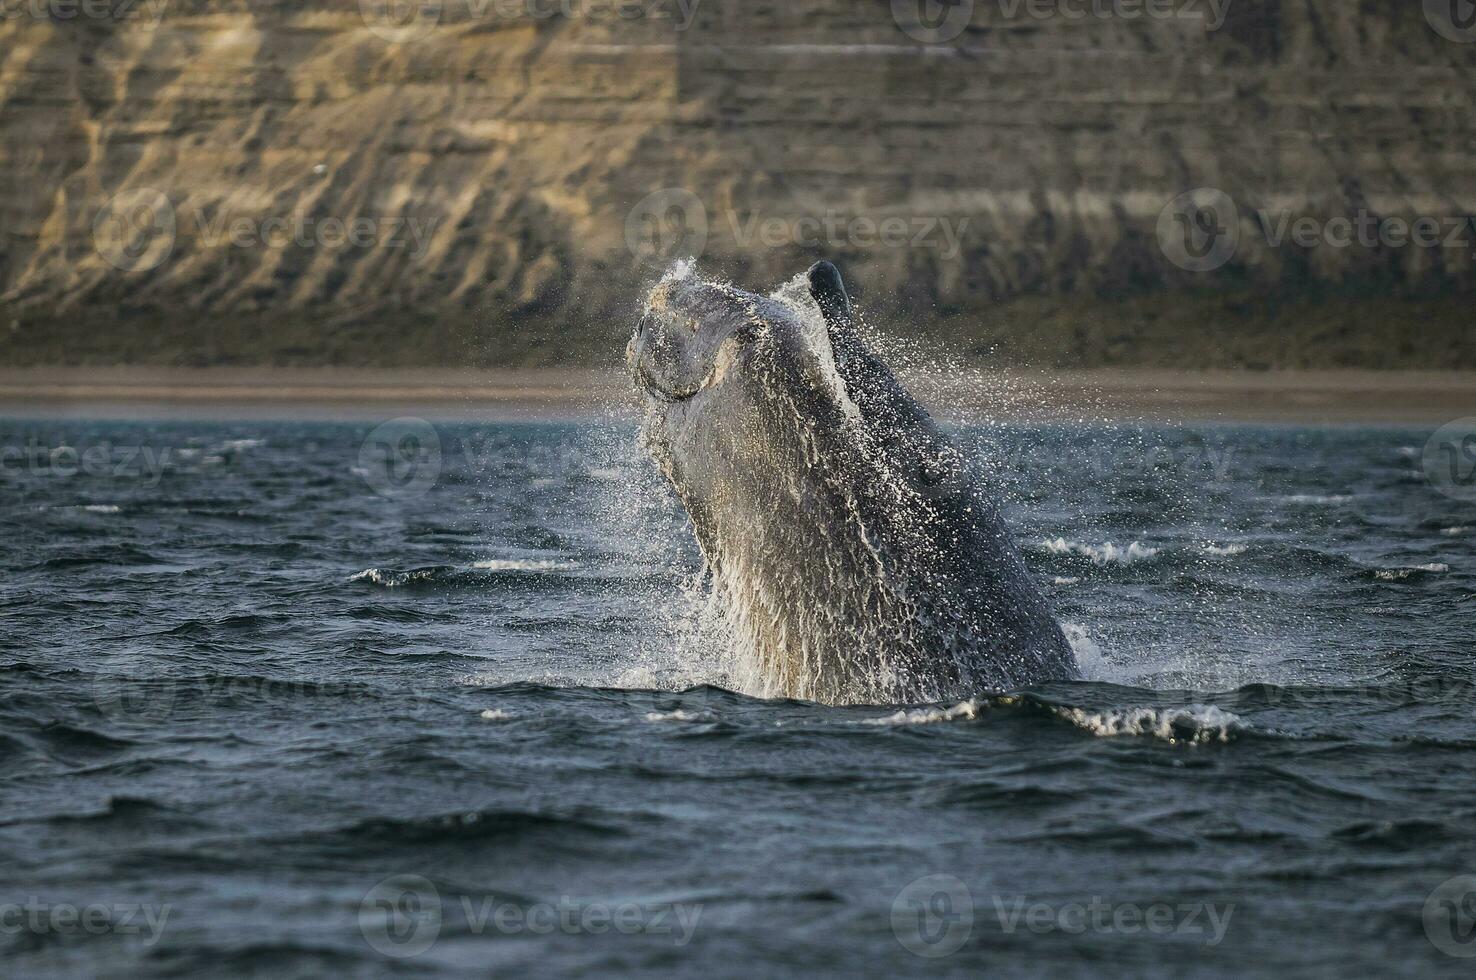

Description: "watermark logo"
993 896 1234 943
357 0 700 40
0 899 172 947
891 874 974 958
358 0 441 42
893 0 1232 41
1255 211 1475 255
1159 186 1476 272
726 210 969 260
358 876 703 958
93 188 176 273
189 208 440 259
1424 875 1476 957
0 0 170 25
1 440 175 486
1423 418 1476 503
1426 0 1476 42
1157 187 1240 273
892 0 974 42
358 418 443 499
91 651 177 726
624 188 970 264
985 439 1240 485
625 188 709 267
360 875 443 959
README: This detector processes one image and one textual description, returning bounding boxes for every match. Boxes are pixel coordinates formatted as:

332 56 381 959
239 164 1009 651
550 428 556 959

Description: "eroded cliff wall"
1 0 1473 366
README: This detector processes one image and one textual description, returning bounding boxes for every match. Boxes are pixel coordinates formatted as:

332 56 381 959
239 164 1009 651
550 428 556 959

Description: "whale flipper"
805 260 937 440
807 260 852 331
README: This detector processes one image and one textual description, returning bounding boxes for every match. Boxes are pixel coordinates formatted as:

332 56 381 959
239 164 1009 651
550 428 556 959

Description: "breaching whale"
628 260 1078 704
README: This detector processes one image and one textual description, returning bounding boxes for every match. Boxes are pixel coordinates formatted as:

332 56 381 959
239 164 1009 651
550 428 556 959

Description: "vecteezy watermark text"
987 440 1239 484
1158 188 1476 273
623 188 969 266
890 875 1234 958
992 895 1234 943
93 188 441 273
726 210 969 260
0 899 172 948
357 0 701 44
891 0 1233 43
0 0 167 24
358 875 703 959
2 440 173 486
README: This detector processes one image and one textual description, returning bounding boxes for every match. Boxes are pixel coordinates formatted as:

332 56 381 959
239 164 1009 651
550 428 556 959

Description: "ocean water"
2 415 1474 978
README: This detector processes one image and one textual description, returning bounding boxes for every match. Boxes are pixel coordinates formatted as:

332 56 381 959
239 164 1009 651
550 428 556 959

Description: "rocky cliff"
1 0 1473 367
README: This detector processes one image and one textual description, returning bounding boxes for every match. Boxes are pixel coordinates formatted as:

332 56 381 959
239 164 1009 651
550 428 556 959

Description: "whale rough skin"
628 260 1078 704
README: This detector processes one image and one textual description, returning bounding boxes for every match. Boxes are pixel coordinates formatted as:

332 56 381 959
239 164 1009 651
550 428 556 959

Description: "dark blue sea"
3 414 1474 977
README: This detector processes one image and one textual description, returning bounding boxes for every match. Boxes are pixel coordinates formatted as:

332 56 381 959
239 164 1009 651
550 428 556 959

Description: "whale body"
628 260 1078 704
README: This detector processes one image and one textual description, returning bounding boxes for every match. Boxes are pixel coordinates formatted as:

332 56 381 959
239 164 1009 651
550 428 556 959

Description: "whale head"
627 262 838 410
626 262 855 532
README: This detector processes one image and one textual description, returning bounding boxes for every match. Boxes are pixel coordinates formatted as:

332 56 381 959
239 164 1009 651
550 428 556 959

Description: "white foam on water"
644 709 716 723
1053 704 1242 743
1042 538 1159 565
1375 563 1450 581
348 568 435 588
76 504 121 514
1442 527 1470 537
479 708 514 721
1282 494 1354 506
864 701 981 726
1202 543 1248 556
471 559 578 573
1052 576 1081 586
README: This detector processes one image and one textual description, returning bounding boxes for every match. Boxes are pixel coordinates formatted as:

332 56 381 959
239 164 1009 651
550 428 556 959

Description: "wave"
1373 563 1450 581
348 559 630 590
1039 538 1160 565
1281 494 1355 506
859 693 1242 744
319 806 633 847
349 567 446 588
144 943 376 975
1051 704 1242 743
26 545 162 570
863 701 981 726
216 438 265 453
471 558 579 572
0 795 202 830
644 708 717 723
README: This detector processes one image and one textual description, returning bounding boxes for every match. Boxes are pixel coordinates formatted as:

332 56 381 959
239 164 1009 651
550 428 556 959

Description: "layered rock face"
1 0 1473 366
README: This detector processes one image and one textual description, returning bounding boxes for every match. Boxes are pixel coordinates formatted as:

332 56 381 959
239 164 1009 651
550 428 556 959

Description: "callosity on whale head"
628 260 1078 705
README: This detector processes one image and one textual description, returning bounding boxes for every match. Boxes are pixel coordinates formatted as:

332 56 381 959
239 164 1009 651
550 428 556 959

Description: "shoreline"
2 367 1472 425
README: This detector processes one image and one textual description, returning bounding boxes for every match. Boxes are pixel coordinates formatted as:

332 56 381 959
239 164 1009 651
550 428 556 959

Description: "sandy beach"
1 366 1472 425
